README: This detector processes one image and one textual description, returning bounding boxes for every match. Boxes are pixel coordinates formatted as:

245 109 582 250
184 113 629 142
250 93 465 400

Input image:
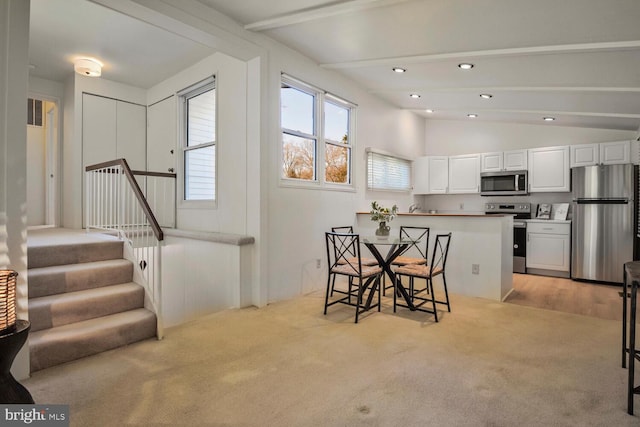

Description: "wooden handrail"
85 158 167 241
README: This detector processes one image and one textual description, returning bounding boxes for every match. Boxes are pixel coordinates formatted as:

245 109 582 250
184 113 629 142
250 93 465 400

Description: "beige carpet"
24 290 640 426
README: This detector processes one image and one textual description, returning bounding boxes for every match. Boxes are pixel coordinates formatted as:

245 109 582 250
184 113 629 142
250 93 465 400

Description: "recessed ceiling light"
543 117 556 121
409 93 421 99
425 109 434 113
479 93 493 99
458 63 474 70
392 67 406 73
467 114 478 118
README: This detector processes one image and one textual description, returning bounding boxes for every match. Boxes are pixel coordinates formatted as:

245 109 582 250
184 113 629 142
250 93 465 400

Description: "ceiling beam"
321 40 640 69
406 108 640 119
244 0 411 31
369 87 640 94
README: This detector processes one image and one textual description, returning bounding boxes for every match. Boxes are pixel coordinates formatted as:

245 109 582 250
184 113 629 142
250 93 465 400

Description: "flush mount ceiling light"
74 58 102 77
392 67 407 73
479 93 493 99
543 117 556 121
467 114 478 118
458 63 474 70
409 93 421 99
425 109 434 113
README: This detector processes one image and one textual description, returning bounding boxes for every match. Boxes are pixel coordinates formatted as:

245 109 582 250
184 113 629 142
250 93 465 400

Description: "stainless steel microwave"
480 170 528 196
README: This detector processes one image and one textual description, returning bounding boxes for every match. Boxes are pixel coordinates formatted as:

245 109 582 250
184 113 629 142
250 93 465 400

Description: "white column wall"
147 52 248 236
264 43 425 303
0 0 30 380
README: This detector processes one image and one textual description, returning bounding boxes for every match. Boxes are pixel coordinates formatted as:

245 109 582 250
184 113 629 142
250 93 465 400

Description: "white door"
45 104 58 226
116 101 146 171
83 94 117 167
147 97 177 227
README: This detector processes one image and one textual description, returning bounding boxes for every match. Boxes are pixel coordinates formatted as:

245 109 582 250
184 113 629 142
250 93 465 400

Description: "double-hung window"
280 74 354 189
180 77 216 203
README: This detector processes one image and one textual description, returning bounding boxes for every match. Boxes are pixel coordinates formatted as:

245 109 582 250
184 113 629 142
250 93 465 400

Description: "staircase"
27 229 157 372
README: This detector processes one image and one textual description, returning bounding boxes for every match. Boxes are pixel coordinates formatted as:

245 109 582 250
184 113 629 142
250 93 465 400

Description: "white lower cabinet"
526 221 571 274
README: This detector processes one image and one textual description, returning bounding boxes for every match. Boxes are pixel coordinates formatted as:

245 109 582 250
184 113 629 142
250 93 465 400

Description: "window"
367 149 412 191
27 98 43 126
180 78 216 202
281 75 354 188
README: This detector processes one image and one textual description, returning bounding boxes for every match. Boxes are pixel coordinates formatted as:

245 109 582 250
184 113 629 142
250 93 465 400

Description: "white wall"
0 0 30 380
264 42 425 303
423 119 636 155
147 52 248 235
26 125 45 225
62 74 146 229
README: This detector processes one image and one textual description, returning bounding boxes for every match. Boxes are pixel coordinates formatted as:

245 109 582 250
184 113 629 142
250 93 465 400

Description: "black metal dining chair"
381 226 430 295
324 231 383 323
394 233 452 322
330 226 379 297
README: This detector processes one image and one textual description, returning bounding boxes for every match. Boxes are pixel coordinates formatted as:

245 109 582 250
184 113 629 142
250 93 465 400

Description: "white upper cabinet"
413 156 448 194
427 156 449 194
503 149 528 170
570 140 630 167
600 140 631 165
449 154 480 193
481 150 527 172
481 152 502 172
528 146 570 192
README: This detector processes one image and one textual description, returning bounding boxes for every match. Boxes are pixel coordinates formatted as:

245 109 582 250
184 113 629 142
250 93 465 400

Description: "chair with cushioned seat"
330 226 379 297
324 231 383 323
382 226 430 295
394 232 452 322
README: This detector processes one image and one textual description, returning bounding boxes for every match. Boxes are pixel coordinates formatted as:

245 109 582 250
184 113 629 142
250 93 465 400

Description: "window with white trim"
180 78 216 202
367 149 412 191
280 75 354 188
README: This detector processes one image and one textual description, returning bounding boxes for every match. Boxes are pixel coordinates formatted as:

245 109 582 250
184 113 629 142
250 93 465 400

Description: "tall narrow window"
181 78 216 201
281 74 355 189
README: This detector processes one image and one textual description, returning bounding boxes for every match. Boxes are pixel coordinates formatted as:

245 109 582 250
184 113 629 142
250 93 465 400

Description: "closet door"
82 93 116 168
116 100 146 171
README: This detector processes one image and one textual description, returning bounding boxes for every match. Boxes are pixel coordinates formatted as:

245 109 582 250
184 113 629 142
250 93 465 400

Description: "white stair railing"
85 159 176 339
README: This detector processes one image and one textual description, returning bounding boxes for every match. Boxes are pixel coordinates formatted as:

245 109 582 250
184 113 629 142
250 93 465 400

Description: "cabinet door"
116 101 146 171
600 140 630 165
413 156 430 194
570 143 599 167
526 232 570 271
448 154 480 193
82 93 116 167
428 156 448 194
481 152 503 172
504 149 527 170
528 146 570 192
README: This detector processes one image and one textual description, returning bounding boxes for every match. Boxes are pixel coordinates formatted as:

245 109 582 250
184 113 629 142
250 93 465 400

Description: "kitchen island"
356 212 513 301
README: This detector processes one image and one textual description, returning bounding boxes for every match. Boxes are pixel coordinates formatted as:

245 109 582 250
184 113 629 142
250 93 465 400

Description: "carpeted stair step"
30 308 157 372
29 283 145 333
28 259 134 298
28 239 124 269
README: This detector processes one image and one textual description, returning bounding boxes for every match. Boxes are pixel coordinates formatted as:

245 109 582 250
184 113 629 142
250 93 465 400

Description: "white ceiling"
29 0 640 132
29 0 214 89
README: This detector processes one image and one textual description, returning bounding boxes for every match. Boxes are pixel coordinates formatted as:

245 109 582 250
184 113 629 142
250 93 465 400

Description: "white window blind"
367 150 411 191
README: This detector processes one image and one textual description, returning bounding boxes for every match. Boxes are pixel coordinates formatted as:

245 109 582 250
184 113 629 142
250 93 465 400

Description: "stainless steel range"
485 203 531 273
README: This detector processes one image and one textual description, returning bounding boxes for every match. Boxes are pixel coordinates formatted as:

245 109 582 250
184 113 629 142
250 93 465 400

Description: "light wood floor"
504 273 623 321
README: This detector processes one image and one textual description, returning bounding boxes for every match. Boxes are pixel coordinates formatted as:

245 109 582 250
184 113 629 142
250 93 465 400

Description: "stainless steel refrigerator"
572 163 635 283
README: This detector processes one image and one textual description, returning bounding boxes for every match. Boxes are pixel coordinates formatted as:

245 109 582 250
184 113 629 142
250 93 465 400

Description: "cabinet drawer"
527 222 570 234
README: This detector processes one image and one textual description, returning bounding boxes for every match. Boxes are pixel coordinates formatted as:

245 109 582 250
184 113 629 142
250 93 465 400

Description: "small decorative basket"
0 270 17 335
